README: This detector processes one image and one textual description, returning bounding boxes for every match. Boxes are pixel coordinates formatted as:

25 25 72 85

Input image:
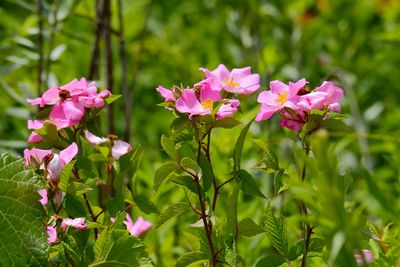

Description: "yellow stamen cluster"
275 91 288 105
223 78 239 89
201 99 213 110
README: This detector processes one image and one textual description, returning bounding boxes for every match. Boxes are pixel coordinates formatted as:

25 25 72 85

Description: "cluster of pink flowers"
27 78 111 143
46 217 88 244
256 79 343 131
157 64 260 119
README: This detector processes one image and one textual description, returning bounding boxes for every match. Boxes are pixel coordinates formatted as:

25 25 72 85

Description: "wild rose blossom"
256 79 343 131
354 249 373 266
123 214 152 237
26 78 111 137
84 130 132 160
24 142 78 182
46 226 57 244
61 217 88 231
199 64 260 94
37 189 48 206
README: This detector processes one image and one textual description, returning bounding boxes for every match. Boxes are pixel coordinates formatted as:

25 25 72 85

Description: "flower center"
201 99 213 110
275 91 288 105
223 78 239 89
59 90 71 101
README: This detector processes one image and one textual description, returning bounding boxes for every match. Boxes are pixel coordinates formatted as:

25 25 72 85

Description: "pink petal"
236 73 260 94
269 80 289 95
84 130 109 145
59 142 78 166
230 67 252 81
124 214 152 237
156 86 175 102
37 189 48 206
46 226 57 244
61 100 85 121
27 120 45 130
62 217 87 231
355 249 373 266
199 84 221 102
288 78 307 98
23 148 52 167
111 140 132 160
216 99 240 119
255 104 280 122
27 132 43 143
175 89 210 119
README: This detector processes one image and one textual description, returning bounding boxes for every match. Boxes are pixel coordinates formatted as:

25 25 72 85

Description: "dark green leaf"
134 193 159 214
252 139 280 171
199 154 212 192
155 202 189 229
180 157 201 176
59 160 76 192
238 218 265 237
176 251 208 267
233 120 252 171
0 154 49 266
255 255 285 267
212 117 241 129
153 162 178 194
237 169 266 198
169 174 198 194
161 135 179 160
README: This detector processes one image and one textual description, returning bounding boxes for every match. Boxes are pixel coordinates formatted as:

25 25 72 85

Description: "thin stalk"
103 0 114 133
88 0 104 80
117 0 128 130
44 0 60 85
37 0 44 95
300 141 313 267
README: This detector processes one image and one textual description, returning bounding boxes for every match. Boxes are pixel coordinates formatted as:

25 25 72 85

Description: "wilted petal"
156 86 175 102
355 249 373 266
27 132 43 143
38 189 48 206
59 142 78 166
46 226 57 244
216 99 240 119
84 130 109 145
62 217 87 231
111 140 132 160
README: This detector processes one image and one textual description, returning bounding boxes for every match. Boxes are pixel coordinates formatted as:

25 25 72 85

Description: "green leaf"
59 160 76 192
62 235 82 265
238 218 265 237
161 135 179 160
252 139 280 171
180 157 201 176
70 182 93 196
35 121 58 143
224 236 237 267
199 154 212 192
264 205 288 257
237 169 266 198
134 193 159 214
169 174 198 194
155 202 189 229
90 228 152 266
227 181 241 234
153 162 178 194
273 170 289 196
212 117 241 129
255 254 285 267
105 94 122 105
65 193 87 217
233 120 252 171
0 153 49 266
176 251 208 267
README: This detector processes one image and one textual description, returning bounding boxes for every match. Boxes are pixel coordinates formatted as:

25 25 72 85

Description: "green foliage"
155 202 189 229
0 153 48 266
175 251 208 267
264 205 288 257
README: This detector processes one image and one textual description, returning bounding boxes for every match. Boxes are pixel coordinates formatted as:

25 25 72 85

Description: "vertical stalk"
88 0 104 80
103 0 114 133
37 0 44 95
117 0 128 134
300 141 313 267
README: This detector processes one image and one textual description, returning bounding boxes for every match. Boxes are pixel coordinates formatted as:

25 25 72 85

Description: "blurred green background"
0 0 399 265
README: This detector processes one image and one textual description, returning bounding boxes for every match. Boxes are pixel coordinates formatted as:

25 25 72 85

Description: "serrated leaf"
264 205 288 257
224 236 237 267
155 202 189 229
255 254 285 267
161 135 178 160
233 120 252 171
62 235 82 265
212 117 241 129
274 170 289 196
59 160 76 192
237 169 266 198
153 162 178 194
180 157 201 176
0 153 49 266
169 174 198 194
238 218 265 237
91 228 152 266
176 251 208 267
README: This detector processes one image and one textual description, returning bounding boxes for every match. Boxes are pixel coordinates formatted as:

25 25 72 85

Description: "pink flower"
46 143 78 181
316 81 343 112
46 226 57 244
111 140 132 160
84 130 109 145
24 143 78 182
123 214 152 237
37 189 48 206
255 79 307 121
354 249 373 266
84 130 132 160
27 132 43 143
27 87 60 107
199 64 260 94
215 99 240 119
156 86 175 102
61 217 88 231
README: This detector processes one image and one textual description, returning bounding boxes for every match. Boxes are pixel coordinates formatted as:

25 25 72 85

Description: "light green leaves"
0 153 49 266
264 205 288 257
153 162 178 194
233 120 252 171
161 135 179 160
238 218 265 237
176 251 208 267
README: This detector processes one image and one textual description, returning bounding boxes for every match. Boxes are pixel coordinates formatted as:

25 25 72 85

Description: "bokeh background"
0 0 399 265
